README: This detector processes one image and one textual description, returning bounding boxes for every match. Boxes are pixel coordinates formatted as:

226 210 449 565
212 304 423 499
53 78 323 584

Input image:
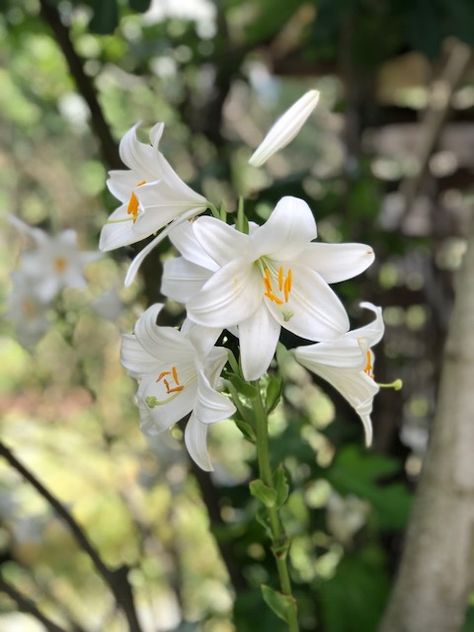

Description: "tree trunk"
380 212 474 632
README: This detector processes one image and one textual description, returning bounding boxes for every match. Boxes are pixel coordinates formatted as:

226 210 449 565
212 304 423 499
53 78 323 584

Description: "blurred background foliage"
0 0 473 630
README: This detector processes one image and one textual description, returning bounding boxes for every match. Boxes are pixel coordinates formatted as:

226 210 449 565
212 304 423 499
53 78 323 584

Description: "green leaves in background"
326 446 412 530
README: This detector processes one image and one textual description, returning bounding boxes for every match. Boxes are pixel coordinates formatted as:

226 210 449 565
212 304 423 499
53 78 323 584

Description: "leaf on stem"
274 464 290 508
250 478 277 508
261 584 297 624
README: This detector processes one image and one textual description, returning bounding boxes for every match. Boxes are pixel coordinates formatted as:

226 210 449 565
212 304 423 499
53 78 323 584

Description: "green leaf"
89 0 119 34
233 417 256 443
128 0 152 11
261 584 296 624
256 506 272 539
266 374 283 413
318 548 390 632
228 373 257 399
274 465 290 508
250 479 277 508
326 446 412 529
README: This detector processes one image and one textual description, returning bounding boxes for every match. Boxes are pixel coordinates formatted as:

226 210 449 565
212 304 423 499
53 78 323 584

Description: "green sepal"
261 584 297 624
274 464 290 508
250 479 277 508
265 374 283 413
233 418 256 443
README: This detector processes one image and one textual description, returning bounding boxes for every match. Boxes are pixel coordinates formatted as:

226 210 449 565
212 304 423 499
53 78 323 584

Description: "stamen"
364 351 374 378
156 370 170 382
262 265 294 306
278 266 283 291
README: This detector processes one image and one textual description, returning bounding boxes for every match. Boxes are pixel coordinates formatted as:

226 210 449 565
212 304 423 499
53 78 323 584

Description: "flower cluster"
7 217 98 347
111 90 393 469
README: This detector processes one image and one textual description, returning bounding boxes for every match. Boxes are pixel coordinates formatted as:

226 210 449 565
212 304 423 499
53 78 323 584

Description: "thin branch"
38 0 121 169
0 441 143 632
0 574 68 632
400 40 472 221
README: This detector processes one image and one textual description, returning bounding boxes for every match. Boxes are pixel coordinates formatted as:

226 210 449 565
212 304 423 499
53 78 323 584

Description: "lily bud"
249 89 320 167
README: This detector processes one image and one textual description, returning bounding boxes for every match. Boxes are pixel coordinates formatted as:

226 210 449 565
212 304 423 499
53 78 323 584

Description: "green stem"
252 382 299 632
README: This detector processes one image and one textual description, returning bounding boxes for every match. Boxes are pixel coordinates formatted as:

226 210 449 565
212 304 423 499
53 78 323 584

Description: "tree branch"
0 441 143 632
0 574 68 632
400 40 472 221
38 0 121 169
380 206 474 631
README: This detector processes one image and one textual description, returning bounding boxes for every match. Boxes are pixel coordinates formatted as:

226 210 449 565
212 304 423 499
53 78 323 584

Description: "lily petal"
184 413 213 471
99 204 138 252
162 257 212 303
294 338 366 370
181 320 222 357
193 217 250 267
119 123 157 178
194 369 236 424
348 302 384 347
138 375 197 432
107 170 139 203
169 221 218 271
121 333 160 378
187 258 261 328
124 207 201 287
239 304 281 380
251 196 317 261
266 264 349 340
299 242 375 284
134 304 194 361
249 89 320 167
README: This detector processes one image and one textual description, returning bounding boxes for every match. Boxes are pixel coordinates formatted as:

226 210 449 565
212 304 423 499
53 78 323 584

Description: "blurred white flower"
163 196 374 381
91 289 124 321
294 303 385 447
98 122 209 286
121 303 235 471
6 271 51 347
249 89 320 167
10 216 99 302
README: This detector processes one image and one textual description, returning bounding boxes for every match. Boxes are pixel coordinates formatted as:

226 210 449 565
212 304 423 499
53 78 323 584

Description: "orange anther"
156 370 170 382
127 191 139 222
364 351 373 378
278 266 283 291
172 366 180 385
167 385 184 394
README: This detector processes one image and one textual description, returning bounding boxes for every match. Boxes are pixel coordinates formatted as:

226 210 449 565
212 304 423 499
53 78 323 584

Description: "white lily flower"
121 303 235 471
249 89 320 167
162 196 375 381
98 122 209 285
6 271 51 348
293 302 385 447
10 217 99 303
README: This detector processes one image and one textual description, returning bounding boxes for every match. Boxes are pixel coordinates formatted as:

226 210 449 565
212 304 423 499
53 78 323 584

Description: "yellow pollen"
127 180 146 223
54 257 68 273
262 265 293 306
